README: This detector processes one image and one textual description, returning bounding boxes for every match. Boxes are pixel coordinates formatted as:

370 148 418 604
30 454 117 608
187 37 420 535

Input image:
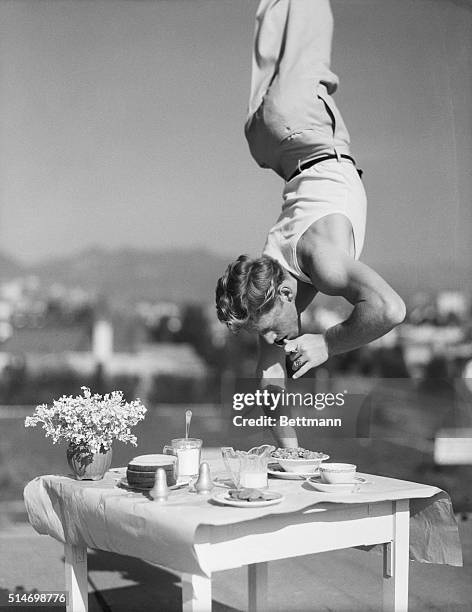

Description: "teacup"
319 463 357 484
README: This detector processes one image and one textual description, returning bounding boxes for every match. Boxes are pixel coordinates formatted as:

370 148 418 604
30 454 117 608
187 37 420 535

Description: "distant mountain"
0 252 24 279
370 259 471 299
0 248 469 305
0 247 232 304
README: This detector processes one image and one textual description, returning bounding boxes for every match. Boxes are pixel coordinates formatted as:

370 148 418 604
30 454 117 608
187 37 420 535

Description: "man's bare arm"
257 339 298 447
310 240 405 351
257 339 287 385
287 237 406 378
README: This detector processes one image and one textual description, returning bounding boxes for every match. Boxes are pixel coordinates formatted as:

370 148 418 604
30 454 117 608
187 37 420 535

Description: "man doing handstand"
216 0 405 447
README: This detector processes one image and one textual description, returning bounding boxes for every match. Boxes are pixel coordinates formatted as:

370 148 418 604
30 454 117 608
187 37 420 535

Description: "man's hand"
284 334 329 379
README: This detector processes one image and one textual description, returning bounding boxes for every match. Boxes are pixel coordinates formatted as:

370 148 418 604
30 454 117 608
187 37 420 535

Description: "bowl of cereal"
271 447 330 474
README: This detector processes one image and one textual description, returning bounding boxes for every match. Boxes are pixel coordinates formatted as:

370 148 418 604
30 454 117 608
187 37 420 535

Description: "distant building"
434 428 472 466
0 315 207 383
92 319 114 365
400 323 471 377
436 291 469 323
0 325 90 356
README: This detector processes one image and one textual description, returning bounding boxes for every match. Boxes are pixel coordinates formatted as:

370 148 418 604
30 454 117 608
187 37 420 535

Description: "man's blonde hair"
215 255 285 331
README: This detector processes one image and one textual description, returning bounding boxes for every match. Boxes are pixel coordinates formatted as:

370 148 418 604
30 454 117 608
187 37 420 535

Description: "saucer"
117 477 187 493
306 475 369 493
211 490 284 508
117 476 151 493
268 467 320 480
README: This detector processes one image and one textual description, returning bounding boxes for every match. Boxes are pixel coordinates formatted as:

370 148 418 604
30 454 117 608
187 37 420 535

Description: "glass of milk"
163 438 202 482
221 445 274 489
238 465 268 489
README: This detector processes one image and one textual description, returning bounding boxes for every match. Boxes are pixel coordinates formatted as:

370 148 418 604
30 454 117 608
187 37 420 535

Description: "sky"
0 0 471 285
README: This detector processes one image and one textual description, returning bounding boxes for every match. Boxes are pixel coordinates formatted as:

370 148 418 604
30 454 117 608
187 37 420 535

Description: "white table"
25 468 460 612
183 497 410 612
63 497 409 612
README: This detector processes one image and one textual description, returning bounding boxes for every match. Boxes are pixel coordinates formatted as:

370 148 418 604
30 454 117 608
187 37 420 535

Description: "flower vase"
67 444 112 480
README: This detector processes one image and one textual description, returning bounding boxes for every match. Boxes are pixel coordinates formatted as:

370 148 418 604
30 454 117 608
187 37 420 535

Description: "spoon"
185 409 192 439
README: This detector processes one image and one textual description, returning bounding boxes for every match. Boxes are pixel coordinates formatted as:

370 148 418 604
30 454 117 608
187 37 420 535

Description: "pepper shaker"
150 467 168 502
194 462 214 495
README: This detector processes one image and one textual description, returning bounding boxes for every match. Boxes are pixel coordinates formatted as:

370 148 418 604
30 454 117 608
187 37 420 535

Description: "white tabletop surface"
23 461 463 576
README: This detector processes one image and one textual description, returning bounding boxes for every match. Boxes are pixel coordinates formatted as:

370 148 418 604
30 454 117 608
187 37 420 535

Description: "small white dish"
268 467 319 480
211 491 284 508
306 475 369 493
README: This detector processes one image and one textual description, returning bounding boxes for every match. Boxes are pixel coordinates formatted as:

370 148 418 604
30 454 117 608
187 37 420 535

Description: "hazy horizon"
1 0 471 287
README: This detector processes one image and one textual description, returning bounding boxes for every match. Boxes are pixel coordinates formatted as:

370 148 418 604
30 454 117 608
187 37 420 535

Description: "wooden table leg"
64 543 88 612
382 499 410 612
248 562 268 612
182 573 212 612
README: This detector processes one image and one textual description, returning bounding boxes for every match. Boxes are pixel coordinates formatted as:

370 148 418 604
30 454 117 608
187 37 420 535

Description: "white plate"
117 477 151 492
128 454 176 468
306 476 369 493
268 468 319 480
117 477 187 492
211 491 284 508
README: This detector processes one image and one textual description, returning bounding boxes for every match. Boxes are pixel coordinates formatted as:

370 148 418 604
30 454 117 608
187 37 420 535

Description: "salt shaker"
194 462 214 495
150 468 168 502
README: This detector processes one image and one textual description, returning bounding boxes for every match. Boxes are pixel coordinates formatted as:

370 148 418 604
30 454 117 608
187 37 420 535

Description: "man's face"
251 293 299 345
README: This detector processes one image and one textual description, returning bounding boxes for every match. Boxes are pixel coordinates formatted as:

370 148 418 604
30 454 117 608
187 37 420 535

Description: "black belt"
287 154 361 182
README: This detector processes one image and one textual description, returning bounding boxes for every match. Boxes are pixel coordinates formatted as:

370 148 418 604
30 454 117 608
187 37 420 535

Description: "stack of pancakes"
126 454 176 491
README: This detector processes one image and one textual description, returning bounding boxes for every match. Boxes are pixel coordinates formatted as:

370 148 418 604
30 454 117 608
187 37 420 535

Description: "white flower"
24 387 147 453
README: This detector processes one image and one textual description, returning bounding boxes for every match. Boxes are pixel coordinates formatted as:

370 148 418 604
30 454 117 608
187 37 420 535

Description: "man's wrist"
263 382 286 393
322 330 334 358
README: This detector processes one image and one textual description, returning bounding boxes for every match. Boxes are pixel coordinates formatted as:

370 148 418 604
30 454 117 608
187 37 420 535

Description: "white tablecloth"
24 466 462 577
